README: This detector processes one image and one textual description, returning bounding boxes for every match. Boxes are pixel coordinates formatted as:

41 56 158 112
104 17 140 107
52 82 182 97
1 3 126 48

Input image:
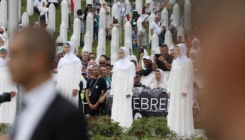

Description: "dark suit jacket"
30 94 88 140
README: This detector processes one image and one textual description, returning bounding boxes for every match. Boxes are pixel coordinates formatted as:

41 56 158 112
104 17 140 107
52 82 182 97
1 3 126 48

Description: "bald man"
7 28 88 140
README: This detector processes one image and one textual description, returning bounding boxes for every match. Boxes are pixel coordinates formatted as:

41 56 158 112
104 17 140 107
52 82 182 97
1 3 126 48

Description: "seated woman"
148 69 168 89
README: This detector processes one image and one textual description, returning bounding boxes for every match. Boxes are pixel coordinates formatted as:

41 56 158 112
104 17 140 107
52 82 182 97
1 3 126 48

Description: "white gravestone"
136 0 142 15
164 30 172 48
125 0 131 15
8 0 18 39
86 12 94 45
74 0 81 18
61 0 69 28
82 31 92 53
27 0 34 16
60 22 67 43
21 12 29 28
173 3 180 28
49 3 56 32
70 18 81 54
0 0 7 28
149 12 155 43
125 37 133 53
18 0 21 22
184 0 191 31
99 7 106 32
56 36 64 53
98 29 106 54
96 44 103 63
86 0 93 5
111 26 119 53
110 41 118 65
151 33 160 54
177 25 185 41
111 3 118 19
124 21 132 42
161 8 168 30
169 0 176 5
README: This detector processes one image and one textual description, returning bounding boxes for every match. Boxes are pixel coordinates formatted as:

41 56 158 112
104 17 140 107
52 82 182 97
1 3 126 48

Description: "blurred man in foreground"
2 28 88 140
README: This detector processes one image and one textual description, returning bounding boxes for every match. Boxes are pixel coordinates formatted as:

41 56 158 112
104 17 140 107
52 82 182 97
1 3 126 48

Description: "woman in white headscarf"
167 43 194 137
0 46 17 124
56 42 82 106
39 2 49 27
149 69 168 89
111 47 135 129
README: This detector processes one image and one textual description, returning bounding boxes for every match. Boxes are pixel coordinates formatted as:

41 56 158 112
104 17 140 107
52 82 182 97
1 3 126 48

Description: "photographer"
152 44 174 71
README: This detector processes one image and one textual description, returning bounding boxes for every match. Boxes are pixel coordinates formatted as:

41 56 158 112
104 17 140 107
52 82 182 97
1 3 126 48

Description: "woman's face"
63 45 71 54
0 51 7 59
82 65 86 72
175 47 182 57
155 71 161 81
118 50 125 59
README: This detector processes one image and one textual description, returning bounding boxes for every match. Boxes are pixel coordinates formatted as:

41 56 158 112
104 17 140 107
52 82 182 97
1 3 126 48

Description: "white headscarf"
114 47 132 70
175 43 189 65
0 46 10 67
190 38 200 54
57 42 81 67
150 69 168 89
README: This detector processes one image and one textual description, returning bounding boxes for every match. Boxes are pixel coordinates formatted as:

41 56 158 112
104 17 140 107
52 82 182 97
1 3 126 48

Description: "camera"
0 93 11 104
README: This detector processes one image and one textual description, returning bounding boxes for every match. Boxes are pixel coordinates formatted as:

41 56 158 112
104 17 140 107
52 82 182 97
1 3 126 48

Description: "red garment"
142 6 146 14
70 0 74 11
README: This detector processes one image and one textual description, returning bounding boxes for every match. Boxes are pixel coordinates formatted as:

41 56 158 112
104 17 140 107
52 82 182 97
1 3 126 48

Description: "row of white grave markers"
0 0 7 28
27 0 33 16
21 12 29 29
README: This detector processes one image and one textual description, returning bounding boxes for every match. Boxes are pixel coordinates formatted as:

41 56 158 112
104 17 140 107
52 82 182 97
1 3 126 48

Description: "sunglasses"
100 62 106 65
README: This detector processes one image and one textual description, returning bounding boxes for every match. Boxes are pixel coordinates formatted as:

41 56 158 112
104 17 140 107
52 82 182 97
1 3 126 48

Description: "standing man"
150 14 162 47
89 53 96 61
85 65 107 116
138 20 148 58
99 57 107 67
117 0 127 31
8 28 88 140
134 72 146 87
81 51 89 68
152 44 174 71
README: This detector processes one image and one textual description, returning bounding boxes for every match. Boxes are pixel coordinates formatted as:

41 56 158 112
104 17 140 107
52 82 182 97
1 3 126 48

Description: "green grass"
20 0 202 57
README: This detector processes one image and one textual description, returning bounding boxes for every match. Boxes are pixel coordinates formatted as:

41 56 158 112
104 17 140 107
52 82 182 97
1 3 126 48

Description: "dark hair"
89 52 94 55
106 57 110 61
100 55 107 59
77 9 83 16
178 36 182 38
160 44 169 49
106 64 111 67
13 28 55 71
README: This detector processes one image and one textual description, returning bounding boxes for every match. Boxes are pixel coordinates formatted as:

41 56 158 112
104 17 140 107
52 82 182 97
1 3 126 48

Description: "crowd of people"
0 0 204 139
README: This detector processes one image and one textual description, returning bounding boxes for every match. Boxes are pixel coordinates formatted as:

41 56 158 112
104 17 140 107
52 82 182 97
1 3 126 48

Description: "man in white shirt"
34 0 48 15
150 14 163 47
5 28 88 140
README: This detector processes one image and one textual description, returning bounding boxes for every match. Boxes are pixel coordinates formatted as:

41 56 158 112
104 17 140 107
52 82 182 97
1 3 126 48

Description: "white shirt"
34 0 47 8
150 21 162 35
14 78 56 140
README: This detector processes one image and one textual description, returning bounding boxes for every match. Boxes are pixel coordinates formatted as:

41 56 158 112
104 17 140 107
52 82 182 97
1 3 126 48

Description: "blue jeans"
93 26 99 40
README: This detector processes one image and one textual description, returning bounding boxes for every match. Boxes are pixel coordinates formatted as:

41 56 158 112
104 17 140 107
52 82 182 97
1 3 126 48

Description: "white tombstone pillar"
60 22 67 43
111 3 118 19
125 0 131 15
161 8 168 30
82 31 92 53
110 41 118 65
86 12 94 44
96 45 103 63
86 0 93 5
61 0 69 28
0 0 7 28
137 16 143 31
136 0 142 15
111 26 119 53
184 0 191 31
164 30 172 48
169 0 176 5
49 3 56 32
173 3 180 28
125 37 133 52
99 7 106 31
124 21 132 43
177 25 185 41
74 0 81 17
70 18 81 53
18 0 21 22
21 12 29 28
8 0 18 39
149 12 155 43
98 29 106 54
27 0 34 16
56 36 64 53
151 33 160 53
46 24 53 39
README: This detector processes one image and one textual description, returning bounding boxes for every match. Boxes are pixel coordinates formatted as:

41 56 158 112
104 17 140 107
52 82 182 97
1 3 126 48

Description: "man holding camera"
152 44 173 71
